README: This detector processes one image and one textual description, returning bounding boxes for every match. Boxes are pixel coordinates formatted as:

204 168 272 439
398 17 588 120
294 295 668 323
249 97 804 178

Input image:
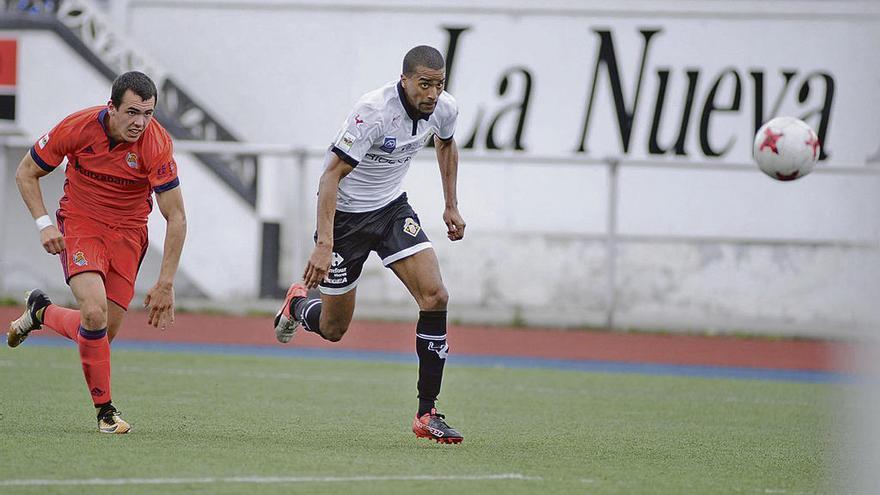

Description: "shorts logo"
428 341 449 359
403 217 421 237
331 252 344 267
326 252 348 284
125 152 139 169
337 131 356 152
379 136 397 153
73 251 88 267
38 133 50 149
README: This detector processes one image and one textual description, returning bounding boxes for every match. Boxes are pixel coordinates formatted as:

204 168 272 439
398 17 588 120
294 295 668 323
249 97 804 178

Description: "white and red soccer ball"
752 117 821 181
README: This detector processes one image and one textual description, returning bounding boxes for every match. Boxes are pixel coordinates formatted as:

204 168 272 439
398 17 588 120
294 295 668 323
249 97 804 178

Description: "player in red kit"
7 71 186 434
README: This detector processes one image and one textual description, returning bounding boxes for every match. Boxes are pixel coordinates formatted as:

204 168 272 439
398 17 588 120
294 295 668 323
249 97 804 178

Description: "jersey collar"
97 108 109 132
397 82 431 122
97 107 126 150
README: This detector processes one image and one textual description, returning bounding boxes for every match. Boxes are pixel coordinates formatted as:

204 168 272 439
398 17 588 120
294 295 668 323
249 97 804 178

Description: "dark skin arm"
303 154 354 289
434 136 465 241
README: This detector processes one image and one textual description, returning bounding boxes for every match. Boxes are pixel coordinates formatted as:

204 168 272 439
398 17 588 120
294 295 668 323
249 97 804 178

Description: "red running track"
0 307 856 373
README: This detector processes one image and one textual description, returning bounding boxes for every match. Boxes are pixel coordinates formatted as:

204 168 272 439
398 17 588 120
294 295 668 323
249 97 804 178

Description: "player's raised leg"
275 283 357 343
69 272 130 434
43 302 84 341
390 248 462 444
20 290 128 346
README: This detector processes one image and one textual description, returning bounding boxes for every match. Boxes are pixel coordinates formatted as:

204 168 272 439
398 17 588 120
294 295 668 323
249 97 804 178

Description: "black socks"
292 296 323 337
416 310 448 417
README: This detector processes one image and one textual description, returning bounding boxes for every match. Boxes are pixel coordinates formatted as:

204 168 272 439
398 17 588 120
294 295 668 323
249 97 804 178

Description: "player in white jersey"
273 45 465 444
330 77 457 213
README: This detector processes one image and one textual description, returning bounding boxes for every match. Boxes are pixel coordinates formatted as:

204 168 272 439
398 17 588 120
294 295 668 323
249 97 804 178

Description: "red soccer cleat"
273 283 307 343
412 408 463 444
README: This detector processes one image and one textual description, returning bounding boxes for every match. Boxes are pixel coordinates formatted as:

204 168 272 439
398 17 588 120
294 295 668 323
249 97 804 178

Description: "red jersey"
31 106 179 228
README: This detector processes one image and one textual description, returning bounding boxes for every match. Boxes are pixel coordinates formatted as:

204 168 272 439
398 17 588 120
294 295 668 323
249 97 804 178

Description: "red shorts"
56 213 149 310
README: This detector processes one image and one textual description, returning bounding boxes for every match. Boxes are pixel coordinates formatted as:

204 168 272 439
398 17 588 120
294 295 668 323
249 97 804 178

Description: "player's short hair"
110 71 158 108
402 46 445 76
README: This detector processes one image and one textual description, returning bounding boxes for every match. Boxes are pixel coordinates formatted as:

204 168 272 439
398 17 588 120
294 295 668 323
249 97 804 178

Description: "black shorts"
317 193 432 295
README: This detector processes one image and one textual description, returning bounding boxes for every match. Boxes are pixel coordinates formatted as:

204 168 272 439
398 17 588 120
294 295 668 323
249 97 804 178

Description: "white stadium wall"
1 0 878 337
0 28 262 302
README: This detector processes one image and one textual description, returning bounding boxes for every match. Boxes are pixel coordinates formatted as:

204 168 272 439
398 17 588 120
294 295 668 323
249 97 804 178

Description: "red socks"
42 305 112 406
42 305 82 341
77 326 112 406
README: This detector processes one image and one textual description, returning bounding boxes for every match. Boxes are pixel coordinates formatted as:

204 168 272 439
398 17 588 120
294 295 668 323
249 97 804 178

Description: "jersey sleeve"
330 103 383 167
436 93 458 141
30 117 82 172
149 139 180 193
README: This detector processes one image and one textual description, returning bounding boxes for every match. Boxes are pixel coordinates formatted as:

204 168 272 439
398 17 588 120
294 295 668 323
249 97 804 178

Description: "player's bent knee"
321 325 346 342
420 286 449 311
79 304 108 330
319 318 351 342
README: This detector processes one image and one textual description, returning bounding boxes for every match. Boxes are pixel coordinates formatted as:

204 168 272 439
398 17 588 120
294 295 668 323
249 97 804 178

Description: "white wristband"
35 215 53 231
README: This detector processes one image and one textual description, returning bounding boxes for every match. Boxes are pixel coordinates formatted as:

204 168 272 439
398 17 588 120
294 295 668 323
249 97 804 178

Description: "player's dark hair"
402 45 445 75
110 71 158 108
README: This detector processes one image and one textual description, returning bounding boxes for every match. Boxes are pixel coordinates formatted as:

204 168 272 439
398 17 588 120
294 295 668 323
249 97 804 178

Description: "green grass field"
0 346 850 494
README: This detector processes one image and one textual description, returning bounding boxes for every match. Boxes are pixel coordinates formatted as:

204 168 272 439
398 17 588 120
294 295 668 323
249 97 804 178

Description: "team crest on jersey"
125 152 139 169
403 217 421 237
73 251 88 267
380 136 397 153
38 133 50 149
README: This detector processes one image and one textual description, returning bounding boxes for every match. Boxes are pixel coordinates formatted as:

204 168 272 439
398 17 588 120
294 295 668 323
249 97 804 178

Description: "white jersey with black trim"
327 79 458 213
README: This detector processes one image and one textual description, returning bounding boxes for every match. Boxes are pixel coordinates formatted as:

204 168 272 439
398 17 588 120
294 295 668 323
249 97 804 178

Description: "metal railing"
2 132 877 328
168 139 880 329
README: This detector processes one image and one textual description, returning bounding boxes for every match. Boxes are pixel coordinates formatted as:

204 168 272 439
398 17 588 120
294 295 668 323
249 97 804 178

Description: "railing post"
0 137 7 293
293 149 310 282
605 158 620 330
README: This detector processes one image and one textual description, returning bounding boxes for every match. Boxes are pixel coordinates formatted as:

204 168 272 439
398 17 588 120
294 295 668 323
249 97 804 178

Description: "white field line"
0 473 541 487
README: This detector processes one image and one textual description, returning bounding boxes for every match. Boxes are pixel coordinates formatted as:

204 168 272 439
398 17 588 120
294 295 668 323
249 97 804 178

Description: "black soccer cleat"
7 289 51 348
412 408 463 444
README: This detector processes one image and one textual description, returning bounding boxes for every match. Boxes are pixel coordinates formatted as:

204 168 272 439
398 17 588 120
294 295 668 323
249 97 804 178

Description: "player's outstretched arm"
303 154 353 289
145 186 187 329
14 152 65 254
434 136 465 241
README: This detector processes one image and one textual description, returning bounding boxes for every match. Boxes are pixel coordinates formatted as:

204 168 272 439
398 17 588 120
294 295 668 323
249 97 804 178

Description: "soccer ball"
752 117 820 181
